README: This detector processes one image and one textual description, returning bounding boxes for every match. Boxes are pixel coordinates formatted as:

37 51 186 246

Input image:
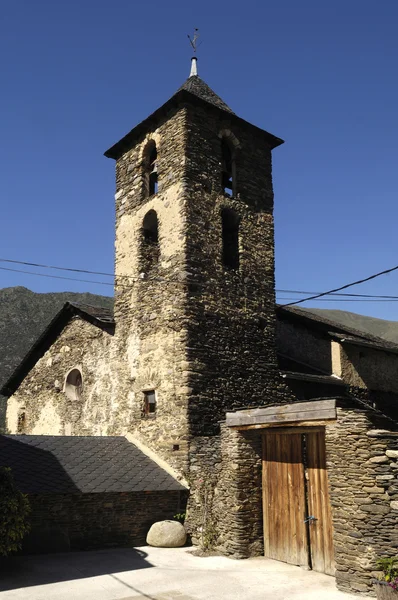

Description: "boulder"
146 520 187 548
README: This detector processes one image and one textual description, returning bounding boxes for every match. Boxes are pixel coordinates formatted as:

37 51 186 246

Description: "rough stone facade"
6 318 117 436
326 405 398 595
23 490 185 553
197 404 398 597
109 97 295 477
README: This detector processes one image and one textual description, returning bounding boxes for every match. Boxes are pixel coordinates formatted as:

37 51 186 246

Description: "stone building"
2 59 398 595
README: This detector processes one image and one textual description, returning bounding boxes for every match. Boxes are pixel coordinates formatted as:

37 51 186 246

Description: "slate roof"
177 76 235 114
0 435 186 494
104 75 283 160
68 302 114 325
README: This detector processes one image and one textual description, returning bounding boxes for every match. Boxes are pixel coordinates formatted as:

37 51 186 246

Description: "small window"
222 208 240 270
143 141 158 197
143 390 156 416
221 138 235 197
17 409 26 434
64 368 83 401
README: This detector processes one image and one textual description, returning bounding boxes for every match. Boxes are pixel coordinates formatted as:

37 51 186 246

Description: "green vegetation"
0 467 31 556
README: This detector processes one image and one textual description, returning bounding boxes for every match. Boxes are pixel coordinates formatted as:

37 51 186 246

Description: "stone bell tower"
104 59 284 474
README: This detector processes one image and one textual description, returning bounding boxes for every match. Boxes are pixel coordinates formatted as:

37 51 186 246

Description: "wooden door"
262 428 334 574
262 432 309 567
306 430 335 575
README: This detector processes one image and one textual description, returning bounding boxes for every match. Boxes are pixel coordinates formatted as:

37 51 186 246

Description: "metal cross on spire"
187 28 200 77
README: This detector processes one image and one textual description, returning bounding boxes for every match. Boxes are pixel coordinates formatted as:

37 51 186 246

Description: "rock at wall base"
146 520 187 548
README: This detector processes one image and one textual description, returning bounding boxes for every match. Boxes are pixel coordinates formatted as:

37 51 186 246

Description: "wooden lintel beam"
226 400 337 428
232 420 332 432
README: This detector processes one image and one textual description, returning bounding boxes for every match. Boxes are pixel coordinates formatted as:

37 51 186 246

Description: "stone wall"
184 102 285 438
23 490 186 553
194 402 398 597
112 107 191 472
6 318 117 436
110 97 294 476
277 318 332 374
340 343 398 393
326 404 398 596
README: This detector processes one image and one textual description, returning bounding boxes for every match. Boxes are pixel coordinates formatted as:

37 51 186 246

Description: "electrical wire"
2 258 398 304
280 264 398 307
3 257 398 299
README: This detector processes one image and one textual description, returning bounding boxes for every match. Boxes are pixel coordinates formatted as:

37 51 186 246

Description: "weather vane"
187 29 200 76
187 28 200 55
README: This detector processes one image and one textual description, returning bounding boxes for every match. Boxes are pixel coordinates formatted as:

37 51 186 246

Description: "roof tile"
0 435 186 494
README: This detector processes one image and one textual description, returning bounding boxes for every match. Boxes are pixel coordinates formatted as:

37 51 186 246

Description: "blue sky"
1 0 398 319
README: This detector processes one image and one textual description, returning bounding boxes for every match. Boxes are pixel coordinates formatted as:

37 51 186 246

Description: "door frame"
262 425 335 575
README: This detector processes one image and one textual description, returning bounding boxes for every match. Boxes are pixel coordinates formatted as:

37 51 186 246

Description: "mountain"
0 287 113 431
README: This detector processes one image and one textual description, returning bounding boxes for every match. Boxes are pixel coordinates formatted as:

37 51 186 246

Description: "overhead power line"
277 289 398 300
0 266 115 287
0 258 115 279
2 257 398 304
280 264 398 307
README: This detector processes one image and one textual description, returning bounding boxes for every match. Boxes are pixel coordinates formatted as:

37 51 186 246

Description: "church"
2 57 398 596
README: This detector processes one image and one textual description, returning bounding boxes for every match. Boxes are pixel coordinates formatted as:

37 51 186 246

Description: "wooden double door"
262 428 335 575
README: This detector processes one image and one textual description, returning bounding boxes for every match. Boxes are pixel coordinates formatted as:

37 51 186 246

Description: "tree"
0 467 30 556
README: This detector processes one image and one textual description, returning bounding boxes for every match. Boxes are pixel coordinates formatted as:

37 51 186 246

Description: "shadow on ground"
0 547 152 592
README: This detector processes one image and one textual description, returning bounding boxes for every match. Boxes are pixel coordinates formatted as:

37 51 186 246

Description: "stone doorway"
262 427 335 575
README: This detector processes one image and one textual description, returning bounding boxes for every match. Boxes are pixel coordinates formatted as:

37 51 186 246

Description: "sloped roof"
0 302 114 397
0 435 186 494
177 76 235 114
68 302 114 325
104 75 283 160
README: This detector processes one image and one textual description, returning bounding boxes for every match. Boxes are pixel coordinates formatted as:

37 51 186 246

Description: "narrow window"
222 208 240 270
144 141 158 196
64 368 83 401
143 390 156 416
17 409 26 434
141 210 160 270
221 138 235 196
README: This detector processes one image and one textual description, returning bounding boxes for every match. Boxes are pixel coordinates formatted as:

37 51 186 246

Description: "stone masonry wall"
111 99 293 476
182 103 295 438
326 404 398 596
23 490 185 553
180 103 296 537
277 318 332 374
187 402 398 597
6 318 117 436
340 344 398 394
112 107 190 472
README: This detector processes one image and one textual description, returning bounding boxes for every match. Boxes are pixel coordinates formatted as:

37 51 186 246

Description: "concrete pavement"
0 546 360 600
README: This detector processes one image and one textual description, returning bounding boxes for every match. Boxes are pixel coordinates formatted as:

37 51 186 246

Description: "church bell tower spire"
188 28 199 77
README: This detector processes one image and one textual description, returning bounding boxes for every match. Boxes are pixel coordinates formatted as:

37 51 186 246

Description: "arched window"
64 368 83 401
221 138 235 197
222 208 240 270
141 210 160 271
143 140 158 196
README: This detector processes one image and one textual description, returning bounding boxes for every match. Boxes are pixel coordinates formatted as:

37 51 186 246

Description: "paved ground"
0 546 359 600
